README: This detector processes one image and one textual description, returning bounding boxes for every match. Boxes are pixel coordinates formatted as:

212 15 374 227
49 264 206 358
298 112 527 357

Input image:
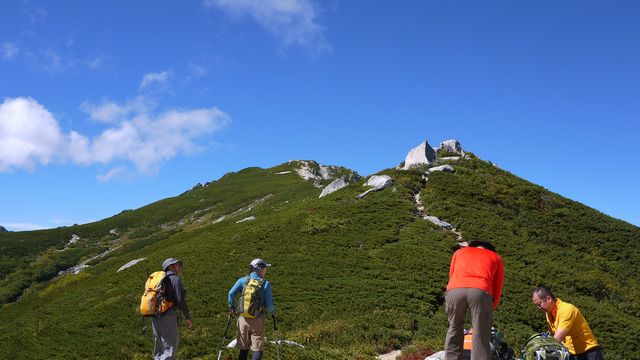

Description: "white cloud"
1 222 47 231
23 48 109 73
20 3 48 24
72 106 230 174
188 63 210 78
204 0 331 53
80 97 148 123
0 97 65 171
97 166 130 182
0 95 231 178
1 42 19 60
140 70 173 90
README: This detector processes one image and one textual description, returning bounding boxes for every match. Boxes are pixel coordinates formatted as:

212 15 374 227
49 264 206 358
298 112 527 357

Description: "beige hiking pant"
444 288 493 360
236 315 266 352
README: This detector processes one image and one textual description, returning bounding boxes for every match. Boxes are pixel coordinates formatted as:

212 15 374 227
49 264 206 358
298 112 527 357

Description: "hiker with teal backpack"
228 258 277 360
532 286 604 360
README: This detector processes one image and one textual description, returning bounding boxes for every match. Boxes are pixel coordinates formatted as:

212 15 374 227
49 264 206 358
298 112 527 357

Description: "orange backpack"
139 271 173 316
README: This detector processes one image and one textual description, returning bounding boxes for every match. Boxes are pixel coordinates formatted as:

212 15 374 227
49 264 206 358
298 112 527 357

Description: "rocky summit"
402 140 437 169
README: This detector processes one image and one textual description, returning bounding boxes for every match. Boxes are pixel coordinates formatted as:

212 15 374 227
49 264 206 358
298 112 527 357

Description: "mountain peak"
401 138 466 170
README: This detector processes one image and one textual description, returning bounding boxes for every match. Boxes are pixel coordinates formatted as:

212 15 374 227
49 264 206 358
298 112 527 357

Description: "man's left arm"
263 281 276 316
553 328 568 342
172 276 192 327
554 304 578 342
492 257 505 309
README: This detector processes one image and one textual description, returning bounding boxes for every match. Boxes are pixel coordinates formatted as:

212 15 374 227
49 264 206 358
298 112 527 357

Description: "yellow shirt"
546 298 599 355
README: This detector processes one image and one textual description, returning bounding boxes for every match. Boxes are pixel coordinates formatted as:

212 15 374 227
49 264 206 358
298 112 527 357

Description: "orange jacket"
447 246 505 309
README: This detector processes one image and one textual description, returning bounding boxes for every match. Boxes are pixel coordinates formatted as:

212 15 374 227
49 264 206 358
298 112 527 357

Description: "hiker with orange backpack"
143 257 193 360
228 258 277 360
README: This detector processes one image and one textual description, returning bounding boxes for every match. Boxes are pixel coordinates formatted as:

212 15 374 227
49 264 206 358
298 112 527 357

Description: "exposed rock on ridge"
437 139 464 155
357 175 393 199
401 138 466 170
427 164 455 174
402 140 437 170
319 173 361 198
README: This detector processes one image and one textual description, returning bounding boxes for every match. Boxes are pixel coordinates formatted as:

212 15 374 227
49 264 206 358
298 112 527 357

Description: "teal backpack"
519 333 570 360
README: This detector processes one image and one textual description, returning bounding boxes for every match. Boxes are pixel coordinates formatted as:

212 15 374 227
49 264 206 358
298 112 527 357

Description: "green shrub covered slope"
0 157 638 359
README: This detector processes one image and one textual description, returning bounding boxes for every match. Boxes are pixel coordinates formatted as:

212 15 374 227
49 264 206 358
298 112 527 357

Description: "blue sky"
1 0 638 231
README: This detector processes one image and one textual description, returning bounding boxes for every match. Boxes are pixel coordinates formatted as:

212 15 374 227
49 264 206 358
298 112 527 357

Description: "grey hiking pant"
444 288 493 360
152 309 179 360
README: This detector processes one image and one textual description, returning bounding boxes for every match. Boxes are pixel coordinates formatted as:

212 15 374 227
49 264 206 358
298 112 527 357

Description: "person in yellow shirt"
532 285 604 360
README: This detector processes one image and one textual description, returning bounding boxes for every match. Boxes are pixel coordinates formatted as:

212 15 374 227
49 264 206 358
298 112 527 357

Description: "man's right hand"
229 307 237 317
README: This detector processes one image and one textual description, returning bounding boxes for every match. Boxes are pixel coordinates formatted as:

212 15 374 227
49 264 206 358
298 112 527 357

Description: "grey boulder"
357 175 393 199
438 139 464 155
402 140 437 170
424 215 453 230
320 177 349 198
427 165 455 174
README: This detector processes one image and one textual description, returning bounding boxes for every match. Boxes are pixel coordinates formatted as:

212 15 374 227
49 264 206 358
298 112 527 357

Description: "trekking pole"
272 315 281 360
217 314 232 360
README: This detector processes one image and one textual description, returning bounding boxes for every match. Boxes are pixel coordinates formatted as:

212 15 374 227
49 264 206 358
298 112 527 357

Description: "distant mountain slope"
0 145 637 359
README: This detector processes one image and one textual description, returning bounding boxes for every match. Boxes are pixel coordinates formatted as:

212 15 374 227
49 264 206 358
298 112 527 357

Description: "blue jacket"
228 272 276 315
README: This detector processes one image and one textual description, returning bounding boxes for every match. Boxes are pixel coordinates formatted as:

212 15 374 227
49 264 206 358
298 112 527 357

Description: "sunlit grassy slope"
0 158 638 359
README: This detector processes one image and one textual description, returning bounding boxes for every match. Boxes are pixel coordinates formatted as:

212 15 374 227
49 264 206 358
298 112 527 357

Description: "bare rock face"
319 173 361 198
117 258 146 273
68 234 80 245
0 226 7 232
438 139 464 155
319 177 349 198
236 216 255 224
427 164 455 174
366 175 393 188
424 215 453 230
292 160 335 182
402 140 437 170
357 175 393 199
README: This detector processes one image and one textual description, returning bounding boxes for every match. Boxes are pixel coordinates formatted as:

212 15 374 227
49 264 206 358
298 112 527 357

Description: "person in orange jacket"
444 240 504 360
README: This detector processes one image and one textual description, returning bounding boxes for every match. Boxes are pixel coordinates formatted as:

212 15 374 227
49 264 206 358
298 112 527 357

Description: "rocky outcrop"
402 140 437 170
319 173 361 198
0 226 7 232
357 175 393 199
68 234 80 245
438 156 460 162
292 160 333 181
117 258 146 273
427 164 455 174
59 247 119 276
236 216 255 224
437 139 464 155
212 216 225 224
424 216 453 230
290 160 360 190
320 177 349 198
